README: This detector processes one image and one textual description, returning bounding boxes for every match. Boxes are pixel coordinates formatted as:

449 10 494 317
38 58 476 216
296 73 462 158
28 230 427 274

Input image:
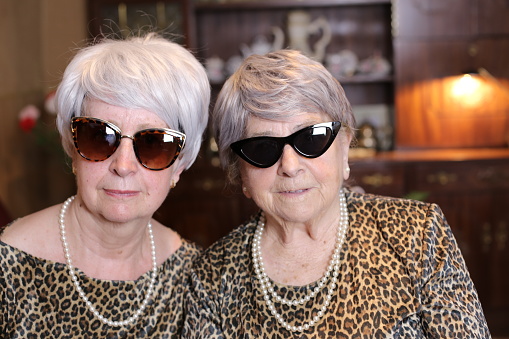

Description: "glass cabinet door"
88 0 191 46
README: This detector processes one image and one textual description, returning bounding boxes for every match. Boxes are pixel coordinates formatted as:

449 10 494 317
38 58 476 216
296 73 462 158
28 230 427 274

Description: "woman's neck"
64 203 181 280
259 214 341 286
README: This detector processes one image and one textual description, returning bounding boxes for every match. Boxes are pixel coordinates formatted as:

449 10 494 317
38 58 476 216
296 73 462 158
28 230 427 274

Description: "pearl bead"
59 195 157 327
252 189 349 333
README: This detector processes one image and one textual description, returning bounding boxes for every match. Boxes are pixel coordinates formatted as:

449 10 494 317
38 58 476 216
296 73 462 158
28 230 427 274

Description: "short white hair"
56 33 210 170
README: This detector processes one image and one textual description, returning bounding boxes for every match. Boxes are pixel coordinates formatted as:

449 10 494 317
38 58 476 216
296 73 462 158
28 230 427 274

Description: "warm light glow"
453 74 479 96
451 74 484 107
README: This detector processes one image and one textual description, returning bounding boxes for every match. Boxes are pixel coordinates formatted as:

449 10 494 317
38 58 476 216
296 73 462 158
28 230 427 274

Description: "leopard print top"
183 191 491 338
0 232 201 338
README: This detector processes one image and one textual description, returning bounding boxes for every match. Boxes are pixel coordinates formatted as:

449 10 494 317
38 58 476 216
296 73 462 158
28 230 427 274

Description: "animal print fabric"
0 237 201 338
183 191 491 338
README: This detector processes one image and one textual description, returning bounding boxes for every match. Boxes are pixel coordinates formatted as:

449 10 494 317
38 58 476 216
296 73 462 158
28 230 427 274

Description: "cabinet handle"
496 222 508 251
361 174 393 188
477 167 509 184
482 223 492 253
426 172 457 185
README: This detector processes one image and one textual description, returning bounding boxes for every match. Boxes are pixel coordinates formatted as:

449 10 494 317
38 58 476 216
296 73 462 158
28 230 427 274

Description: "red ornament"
19 116 37 132
18 105 40 133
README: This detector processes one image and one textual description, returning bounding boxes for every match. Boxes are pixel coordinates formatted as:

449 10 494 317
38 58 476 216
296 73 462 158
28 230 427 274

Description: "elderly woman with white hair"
0 33 210 337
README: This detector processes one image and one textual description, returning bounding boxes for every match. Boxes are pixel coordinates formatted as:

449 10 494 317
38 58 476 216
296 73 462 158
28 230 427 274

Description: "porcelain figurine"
225 55 243 76
326 49 358 78
358 51 391 77
205 56 225 84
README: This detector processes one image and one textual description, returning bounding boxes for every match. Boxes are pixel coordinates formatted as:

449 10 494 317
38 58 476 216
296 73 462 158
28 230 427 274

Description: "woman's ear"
341 134 352 180
343 162 351 181
242 185 252 199
168 160 186 189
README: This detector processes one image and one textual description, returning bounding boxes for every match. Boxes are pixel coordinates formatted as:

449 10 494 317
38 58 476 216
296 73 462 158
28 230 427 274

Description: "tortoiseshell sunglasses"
71 117 186 171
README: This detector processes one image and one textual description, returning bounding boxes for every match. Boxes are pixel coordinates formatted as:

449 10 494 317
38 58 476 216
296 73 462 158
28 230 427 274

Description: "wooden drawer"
408 159 509 193
348 161 406 197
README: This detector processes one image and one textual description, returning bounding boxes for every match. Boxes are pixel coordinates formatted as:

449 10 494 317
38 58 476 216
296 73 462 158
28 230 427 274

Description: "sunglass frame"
230 121 342 168
70 116 186 171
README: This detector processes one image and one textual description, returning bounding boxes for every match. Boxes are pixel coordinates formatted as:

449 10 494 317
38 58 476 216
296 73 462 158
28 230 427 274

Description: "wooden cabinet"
479 0 509 35
156 163 258 247
411 160 509 335
192 0 394 107
394 0 475 39
466 191 509 334
393 0 509 149
349 149 509 336
348 159 406 197
87 0 193 46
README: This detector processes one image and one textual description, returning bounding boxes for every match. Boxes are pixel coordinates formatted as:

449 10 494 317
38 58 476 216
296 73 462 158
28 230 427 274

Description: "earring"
170 181 176 189
72 166 76 175
346 166 350 173
242 186 247 192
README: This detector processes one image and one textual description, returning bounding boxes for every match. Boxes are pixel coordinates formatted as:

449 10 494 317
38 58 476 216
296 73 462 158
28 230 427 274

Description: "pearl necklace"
252 190 349 333
58 196 158 327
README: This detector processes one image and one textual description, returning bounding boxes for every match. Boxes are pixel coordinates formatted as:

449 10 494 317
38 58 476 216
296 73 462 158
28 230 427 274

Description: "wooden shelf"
337 74 393 84
194 0 394 107
212 75 392 90
351 147 509 163
195 0 391 10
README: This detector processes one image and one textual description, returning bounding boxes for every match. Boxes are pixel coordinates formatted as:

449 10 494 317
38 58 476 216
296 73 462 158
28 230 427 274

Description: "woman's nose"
277 144 303 176
109 138 139 175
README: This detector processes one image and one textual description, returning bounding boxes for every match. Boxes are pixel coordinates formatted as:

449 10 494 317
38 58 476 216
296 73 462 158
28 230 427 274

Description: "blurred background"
1 0 508 335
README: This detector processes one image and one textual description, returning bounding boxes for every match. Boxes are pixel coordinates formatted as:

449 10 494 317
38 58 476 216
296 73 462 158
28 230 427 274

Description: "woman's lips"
104 189 139 197
280 188 309 194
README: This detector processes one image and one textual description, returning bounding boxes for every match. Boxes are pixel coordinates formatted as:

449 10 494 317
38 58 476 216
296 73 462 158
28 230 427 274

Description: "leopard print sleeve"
0 255 5 335
182 219 258 339
182 262 226 338
417 203 491 338
0 241 13 336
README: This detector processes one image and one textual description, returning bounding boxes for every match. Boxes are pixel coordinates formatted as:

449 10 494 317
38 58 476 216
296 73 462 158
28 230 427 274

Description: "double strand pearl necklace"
252 190 349 333
58 196 158 327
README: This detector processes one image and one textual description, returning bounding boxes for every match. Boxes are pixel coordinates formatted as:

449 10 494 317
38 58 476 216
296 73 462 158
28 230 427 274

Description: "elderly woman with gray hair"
0 33 209 337
183 50 490 338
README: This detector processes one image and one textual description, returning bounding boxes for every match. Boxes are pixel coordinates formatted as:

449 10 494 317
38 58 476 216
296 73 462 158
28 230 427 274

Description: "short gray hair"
56 32 210 170
212 49 355 185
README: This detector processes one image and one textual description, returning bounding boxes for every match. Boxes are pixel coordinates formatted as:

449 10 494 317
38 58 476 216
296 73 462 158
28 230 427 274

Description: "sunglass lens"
75 121 118 160
135 131 181 170
294 126 332 157
241 138 281 168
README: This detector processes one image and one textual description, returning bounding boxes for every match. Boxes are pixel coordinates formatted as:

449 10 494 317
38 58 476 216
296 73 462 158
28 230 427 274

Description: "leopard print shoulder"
184 191 491 338
1 236 201 338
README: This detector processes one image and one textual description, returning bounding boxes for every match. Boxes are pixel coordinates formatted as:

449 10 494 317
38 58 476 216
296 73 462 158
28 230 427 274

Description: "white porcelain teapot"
287 10 331 63
240 27 285 58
